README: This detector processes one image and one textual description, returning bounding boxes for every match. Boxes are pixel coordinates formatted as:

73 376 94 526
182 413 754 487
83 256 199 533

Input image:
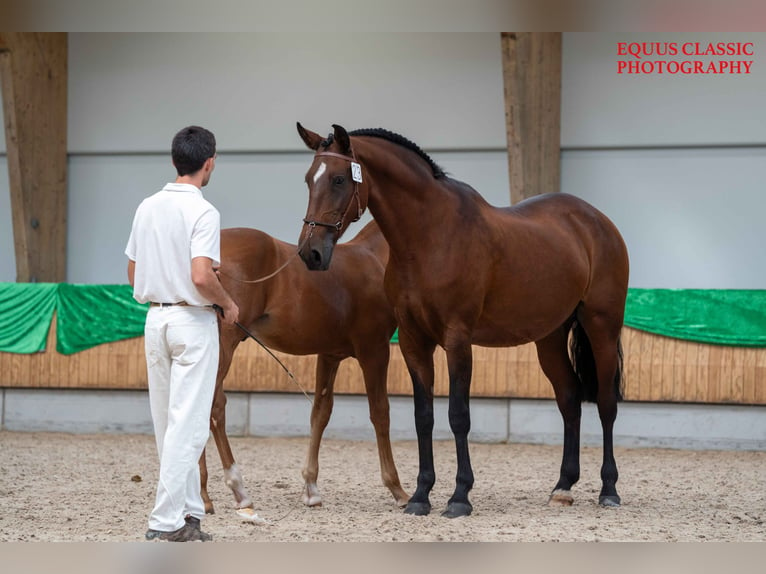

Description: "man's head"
172 126 217 186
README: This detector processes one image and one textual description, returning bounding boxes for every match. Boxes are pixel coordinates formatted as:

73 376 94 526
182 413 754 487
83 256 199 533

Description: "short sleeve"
191 208 221 266
125 209 139 260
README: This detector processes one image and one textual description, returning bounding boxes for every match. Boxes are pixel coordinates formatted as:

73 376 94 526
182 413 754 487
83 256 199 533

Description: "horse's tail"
569 318 624 403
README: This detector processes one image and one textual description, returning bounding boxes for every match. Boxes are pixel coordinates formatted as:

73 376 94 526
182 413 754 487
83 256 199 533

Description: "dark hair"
171 126 216 176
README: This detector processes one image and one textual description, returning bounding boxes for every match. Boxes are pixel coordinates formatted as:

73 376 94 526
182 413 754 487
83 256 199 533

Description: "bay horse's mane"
322 128 446 179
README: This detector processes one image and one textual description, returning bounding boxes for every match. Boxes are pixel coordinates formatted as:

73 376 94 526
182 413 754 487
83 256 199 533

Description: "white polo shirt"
125 183 221 306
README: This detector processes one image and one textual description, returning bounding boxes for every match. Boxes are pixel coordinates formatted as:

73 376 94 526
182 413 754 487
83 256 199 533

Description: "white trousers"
144 305 219 532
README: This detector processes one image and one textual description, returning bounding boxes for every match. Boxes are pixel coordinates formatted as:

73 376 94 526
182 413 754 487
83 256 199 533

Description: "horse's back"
219 224 395 354
498 193 628 272
342 219 389 269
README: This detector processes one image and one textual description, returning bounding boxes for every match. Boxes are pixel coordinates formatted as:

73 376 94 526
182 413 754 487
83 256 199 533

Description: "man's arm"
191 256 240 325
127 259 136 288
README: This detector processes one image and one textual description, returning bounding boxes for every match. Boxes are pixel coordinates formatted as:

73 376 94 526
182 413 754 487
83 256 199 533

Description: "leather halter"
302 149 366 233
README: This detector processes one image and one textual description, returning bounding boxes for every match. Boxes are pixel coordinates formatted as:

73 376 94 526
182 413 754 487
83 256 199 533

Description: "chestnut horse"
199 220 409 515
296 123 629 518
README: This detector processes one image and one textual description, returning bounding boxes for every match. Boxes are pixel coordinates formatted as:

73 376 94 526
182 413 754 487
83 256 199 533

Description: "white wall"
561 33 765 147
66 33 507 153
560 32 765 289
1 32 765 287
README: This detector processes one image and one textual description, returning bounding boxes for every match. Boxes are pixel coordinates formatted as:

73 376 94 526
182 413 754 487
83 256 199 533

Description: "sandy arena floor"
0 431 764 542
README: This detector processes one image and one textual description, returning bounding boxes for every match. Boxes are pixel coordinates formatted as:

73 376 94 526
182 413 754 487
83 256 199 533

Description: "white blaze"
312 161 327 184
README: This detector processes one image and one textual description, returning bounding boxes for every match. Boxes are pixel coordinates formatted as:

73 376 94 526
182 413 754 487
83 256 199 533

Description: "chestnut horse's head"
296 123 369 270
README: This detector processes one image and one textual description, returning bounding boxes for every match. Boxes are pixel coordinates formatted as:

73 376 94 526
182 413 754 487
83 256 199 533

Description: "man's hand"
192 257 240 324
219 301 240 326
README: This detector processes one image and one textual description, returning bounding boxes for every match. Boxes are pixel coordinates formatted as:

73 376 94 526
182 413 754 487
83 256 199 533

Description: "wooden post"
0 33 67 282
501 32 562 204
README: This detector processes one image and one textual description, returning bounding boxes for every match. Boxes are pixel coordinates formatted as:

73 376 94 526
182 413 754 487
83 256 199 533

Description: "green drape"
624 289 766 347
0 283 58 353
56 284 149 355
1 284 766 353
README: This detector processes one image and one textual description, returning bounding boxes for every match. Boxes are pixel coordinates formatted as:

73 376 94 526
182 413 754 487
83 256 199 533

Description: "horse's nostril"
310 249 322 268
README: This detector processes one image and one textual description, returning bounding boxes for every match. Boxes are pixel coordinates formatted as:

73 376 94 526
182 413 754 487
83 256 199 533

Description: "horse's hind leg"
577 306 624 507
301 354 340 507
536 324 584 506
358 342 409 507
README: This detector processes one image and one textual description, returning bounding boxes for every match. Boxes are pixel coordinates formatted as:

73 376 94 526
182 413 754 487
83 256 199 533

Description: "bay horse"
296 123 629 518
199 220 409 515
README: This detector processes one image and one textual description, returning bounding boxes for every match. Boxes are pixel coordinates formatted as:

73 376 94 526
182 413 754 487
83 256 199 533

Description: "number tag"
351 162 363 183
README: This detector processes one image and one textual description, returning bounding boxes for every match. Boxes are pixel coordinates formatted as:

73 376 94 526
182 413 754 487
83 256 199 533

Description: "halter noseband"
302 149 366 234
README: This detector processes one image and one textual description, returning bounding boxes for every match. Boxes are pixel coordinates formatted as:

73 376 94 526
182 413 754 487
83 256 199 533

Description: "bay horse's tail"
569 318 624 403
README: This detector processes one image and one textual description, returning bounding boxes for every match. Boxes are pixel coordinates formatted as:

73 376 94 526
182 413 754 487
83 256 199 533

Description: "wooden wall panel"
1 327 765 406
0 32 68 282
501 32 562 204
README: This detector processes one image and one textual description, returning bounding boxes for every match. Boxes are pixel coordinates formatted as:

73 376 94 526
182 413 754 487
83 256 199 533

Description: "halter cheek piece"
303 149 366 234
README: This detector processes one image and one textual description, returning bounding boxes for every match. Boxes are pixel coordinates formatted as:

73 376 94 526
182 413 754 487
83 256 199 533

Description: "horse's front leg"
210 384 254 514
301 354 339 507
399 328 437 516
209 331 254 515
443 341 474 518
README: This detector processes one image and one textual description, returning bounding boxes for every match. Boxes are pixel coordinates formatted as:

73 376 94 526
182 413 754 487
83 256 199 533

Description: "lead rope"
213 230 315 404
217 232 312 285
232 319 313 405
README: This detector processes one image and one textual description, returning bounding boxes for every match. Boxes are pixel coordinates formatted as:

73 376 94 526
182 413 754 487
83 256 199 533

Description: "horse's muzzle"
298 230 335 271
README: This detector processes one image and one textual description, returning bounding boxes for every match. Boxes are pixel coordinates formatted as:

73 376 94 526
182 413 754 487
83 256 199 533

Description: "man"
125 125 239 542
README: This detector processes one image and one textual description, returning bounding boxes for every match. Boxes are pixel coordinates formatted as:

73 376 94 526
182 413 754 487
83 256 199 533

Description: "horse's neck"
358 143 448 258
366 172 468 268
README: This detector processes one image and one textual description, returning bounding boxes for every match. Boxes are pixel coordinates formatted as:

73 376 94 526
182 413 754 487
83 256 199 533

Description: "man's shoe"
145 521 209 542
184 515 213 542
145 526 189 541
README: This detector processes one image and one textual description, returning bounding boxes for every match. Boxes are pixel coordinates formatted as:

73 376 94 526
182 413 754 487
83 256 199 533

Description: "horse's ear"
332 124 351 153
297 122 323 151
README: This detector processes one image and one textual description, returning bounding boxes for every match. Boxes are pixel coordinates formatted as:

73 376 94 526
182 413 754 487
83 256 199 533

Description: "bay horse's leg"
199 449 212 513
301 354 340 507
578 308 623 507
357 341 410 507
201 326 254 514
399 328 437 516
535 325 582 506
442 341 475 518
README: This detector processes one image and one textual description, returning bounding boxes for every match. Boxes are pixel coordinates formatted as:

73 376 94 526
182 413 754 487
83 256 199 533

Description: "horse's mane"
347 128 446 179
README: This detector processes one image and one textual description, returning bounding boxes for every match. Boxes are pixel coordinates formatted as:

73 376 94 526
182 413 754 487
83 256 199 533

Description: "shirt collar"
163 182 203 196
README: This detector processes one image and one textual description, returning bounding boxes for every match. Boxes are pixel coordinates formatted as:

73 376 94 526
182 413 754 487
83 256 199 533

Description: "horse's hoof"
392 489 411 509
599 495 621 507
303 495 322 507
404 501 431 516
441 501 472 518
548 489 574 506
303 484 322 507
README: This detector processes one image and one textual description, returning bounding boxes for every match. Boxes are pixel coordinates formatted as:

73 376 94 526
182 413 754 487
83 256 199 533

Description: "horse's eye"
333 175 345 186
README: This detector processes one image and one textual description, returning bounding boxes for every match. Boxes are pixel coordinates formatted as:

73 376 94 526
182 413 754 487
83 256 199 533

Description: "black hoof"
404 501 431 516
599 495 621 507
441 501 472 518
